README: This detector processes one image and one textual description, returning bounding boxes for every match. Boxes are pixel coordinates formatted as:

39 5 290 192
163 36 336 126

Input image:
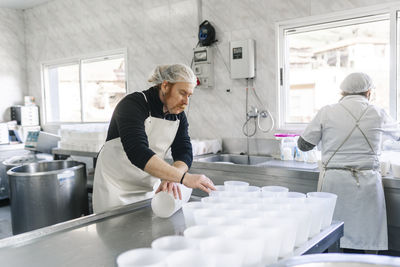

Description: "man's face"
163 82 194 114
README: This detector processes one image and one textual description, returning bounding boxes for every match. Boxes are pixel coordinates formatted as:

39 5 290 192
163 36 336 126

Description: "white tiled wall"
0 8 26 121
15 0 400 138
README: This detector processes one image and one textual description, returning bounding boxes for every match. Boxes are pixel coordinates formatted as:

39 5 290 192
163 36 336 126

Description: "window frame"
276 3 399 130
41 48 128 125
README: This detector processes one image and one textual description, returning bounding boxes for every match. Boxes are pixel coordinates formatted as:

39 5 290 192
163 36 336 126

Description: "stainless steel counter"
190 158 400 251
0 198 343 267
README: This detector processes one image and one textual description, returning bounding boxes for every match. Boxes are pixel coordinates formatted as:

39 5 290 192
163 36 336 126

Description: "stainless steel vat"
1 153 53 199
275 253 400 266
7 160 88 235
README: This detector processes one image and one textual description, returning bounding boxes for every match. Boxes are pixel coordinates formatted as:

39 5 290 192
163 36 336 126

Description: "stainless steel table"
0 199 343 267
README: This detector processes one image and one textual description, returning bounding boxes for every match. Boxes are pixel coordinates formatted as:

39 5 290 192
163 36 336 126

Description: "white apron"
93 93 179 213
318 103 387 250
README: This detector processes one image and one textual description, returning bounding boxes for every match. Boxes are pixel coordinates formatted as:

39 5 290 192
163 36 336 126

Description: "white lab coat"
302 95 400 250
93 94 180 213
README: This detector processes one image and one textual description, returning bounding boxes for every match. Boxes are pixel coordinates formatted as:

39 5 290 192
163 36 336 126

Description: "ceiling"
0 0 52 9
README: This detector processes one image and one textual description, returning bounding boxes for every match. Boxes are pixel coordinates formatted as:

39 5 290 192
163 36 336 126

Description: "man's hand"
155 180 182 200
182 173 216 193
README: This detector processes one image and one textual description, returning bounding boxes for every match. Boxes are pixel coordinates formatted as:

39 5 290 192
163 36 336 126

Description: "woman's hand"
155 180 182 200
182 173 216 193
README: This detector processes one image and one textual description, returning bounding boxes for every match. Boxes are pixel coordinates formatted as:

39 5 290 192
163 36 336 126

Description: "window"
43 51 127 123
278 9 398 128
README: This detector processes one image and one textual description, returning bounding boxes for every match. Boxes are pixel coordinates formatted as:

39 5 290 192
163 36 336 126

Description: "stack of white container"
117 181 337 267
58 124 108 152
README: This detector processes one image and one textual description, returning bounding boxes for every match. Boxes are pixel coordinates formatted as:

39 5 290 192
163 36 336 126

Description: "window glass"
81 57 126 122
43 53 127 123
45 64 81 122
285 18 389 123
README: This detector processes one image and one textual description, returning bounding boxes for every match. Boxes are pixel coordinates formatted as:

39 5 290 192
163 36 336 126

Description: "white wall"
24 0 399 139
0 8 27 121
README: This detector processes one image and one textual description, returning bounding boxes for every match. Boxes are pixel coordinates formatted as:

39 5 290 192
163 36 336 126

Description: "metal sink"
194 154 273 166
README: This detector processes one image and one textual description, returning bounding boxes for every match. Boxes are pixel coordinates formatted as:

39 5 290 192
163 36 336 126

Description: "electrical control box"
192 46 214 88
230 39 255 79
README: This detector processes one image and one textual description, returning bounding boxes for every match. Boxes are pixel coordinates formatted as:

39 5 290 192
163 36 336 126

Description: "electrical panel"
230 39 255 79
192 46 214 88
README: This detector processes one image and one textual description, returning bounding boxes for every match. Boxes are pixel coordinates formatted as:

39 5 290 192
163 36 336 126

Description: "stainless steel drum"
1 154 53 199
7 160 89 235
276 253 400 267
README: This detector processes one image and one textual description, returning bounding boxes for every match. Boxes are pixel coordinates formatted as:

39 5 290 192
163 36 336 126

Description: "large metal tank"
1 154 53 199
276 253 400 267
7 160 89 235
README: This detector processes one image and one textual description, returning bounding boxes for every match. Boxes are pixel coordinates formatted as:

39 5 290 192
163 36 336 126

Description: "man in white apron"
93 64 215 213
298 73 400 251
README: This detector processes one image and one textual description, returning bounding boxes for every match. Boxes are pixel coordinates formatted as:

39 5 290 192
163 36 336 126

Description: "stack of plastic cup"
307 192 337 229
165 249 215 267
183 225 222 248
182 201 208 227
262 211 297 258
200 236 244 267
243 218 283 265
193 209 222 225
151 235 196 253
305 197 325 237
224 180 249 191
223 225 265 267
261 185 289 197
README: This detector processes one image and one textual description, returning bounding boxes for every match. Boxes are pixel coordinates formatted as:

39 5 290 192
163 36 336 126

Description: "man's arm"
297 136 316 152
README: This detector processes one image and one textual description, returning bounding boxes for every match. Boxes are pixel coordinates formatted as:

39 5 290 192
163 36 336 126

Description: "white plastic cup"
165 249 215 267
117 248 167 267
224 180 249 191
262 212 297 258
209 185 225 197
238 185 261 198
201 196 229 205
243 218 283 265
261 186 289 197
183 225 222 247
200 236 244 267
304 198 325 237
193 208 221 225
223 226 265 267
151 184 192 218
151 235 196 252
307 192 337 229
182 201 207 227
283 192 307 203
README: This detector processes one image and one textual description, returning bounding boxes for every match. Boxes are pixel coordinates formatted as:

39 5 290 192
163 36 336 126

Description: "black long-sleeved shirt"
106 86 193 170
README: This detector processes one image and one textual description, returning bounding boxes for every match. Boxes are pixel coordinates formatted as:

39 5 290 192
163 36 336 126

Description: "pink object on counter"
274 133 299 137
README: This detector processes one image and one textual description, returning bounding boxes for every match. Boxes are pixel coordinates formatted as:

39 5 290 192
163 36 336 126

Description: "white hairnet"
148 63 197 85
340 72 375 93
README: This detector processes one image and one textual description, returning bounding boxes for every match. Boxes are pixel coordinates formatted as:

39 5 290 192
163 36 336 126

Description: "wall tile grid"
18 0 400 141
0 8 26 121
